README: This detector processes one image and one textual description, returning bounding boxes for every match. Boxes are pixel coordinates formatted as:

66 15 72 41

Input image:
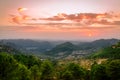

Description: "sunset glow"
0 0 120 40
88 33 92 37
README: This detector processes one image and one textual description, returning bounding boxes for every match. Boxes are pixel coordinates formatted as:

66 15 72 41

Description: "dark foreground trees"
106 60 120 80
91 60 120 80
60 63 86 80
0 52 120 80
0 52 31 80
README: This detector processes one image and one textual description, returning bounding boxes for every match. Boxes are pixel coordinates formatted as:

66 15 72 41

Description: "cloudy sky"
0 0 120 40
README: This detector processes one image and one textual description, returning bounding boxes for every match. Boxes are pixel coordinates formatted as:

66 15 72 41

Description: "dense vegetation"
0 52 120 80
0 41 120 80
90 42 120 59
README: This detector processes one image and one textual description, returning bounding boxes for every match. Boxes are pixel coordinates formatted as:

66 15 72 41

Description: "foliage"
0 51 120 80
106 60 120 80
40 60 54 80
91 64 108 80
0 52 31 80
90 42 120 59
30 65 41 80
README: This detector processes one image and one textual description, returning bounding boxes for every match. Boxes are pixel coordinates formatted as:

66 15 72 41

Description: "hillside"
44 39 119 58
0 39 54 54
77 39 119 50
0 39 119 58
0 42 20 54
90 42 120 59
45 42 77 57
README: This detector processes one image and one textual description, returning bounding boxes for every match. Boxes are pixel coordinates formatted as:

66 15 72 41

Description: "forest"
0 42 120 80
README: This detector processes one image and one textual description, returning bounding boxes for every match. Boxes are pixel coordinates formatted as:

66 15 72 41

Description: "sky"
0 0 120 41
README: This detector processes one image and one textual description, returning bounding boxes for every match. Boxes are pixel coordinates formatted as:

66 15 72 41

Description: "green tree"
106 60 120 80
14 55 42 69
61 70 74 80
30 65 41 80
61 63 86 80
40 60 54 80
84 70 90 80
17 64 31 80
91 63 108 80
0 52 18 80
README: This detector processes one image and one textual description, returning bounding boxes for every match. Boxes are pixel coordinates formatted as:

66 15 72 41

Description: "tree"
61 70 74 80
17 64 31 80
40 60 54 80
14 54 42 69
91 63 108 80
30 65 41 80
61 63 86 80
0 52 31 80
106 60 120 80
0 52 18 80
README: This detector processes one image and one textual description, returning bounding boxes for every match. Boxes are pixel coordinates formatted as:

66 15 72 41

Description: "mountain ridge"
0 39 119 58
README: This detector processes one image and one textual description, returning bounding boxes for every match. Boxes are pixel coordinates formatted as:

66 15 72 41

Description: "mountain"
0 39 55 54
0 39 119 58
45 42 77 56
77 39 119 50
44 39 120 58
0 42 20 54
90 42 120 59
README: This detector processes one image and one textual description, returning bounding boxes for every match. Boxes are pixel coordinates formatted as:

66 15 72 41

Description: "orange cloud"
18 8 28 12
9 8 31 24
22 15 31 20
38 13 112 24
11 16 23 24
9 14 31 24
9 8 120 27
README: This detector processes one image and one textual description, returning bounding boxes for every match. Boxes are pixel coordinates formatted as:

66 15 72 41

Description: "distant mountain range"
0 39 54 54
44 39 119 58
0 39 119 58
77 39 119 50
